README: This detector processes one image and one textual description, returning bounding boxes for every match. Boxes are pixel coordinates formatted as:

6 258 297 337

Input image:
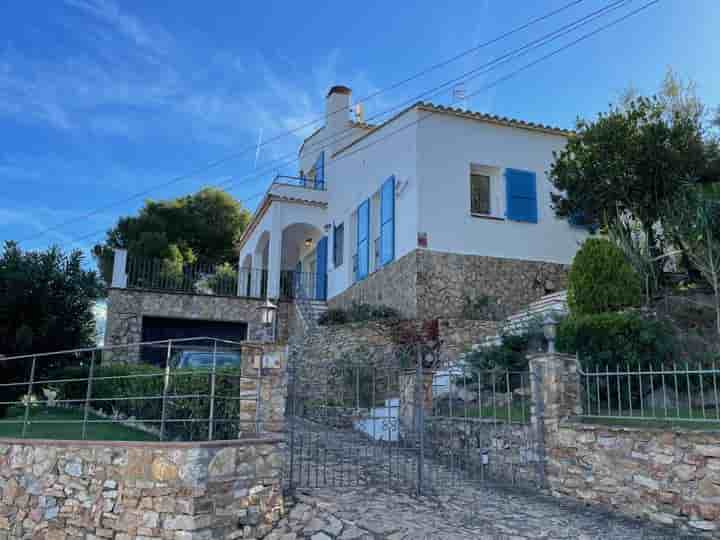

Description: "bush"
556 312 675 369
52 363 244 440
318 302 401 326
568 238 642 315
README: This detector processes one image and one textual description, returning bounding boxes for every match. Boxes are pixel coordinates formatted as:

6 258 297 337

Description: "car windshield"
178 352 240 368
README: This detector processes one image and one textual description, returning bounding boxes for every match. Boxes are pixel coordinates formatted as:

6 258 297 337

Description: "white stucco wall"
416 112 587 264
325 109 420 299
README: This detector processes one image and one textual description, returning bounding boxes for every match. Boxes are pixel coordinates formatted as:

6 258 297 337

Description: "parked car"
171 350 241 370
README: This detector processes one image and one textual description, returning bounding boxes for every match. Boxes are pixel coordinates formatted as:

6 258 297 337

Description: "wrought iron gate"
286 344 545 495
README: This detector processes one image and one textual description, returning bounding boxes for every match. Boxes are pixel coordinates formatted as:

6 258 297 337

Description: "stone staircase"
464 290 569 354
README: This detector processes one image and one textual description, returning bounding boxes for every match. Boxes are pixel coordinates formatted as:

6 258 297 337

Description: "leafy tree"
550 95 708 254
93 188 251 283
567 238 642 316
0 242 103 416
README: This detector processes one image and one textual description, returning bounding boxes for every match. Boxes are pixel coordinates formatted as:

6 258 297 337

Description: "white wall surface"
325 109 420 299
416 112 587 264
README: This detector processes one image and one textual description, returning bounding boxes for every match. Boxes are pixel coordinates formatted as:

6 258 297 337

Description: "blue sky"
1 0 718 264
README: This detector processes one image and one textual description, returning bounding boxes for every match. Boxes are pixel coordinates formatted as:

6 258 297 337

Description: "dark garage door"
141 317 248 365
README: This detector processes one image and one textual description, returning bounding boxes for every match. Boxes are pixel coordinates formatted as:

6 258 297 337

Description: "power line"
13 0 587 245
24 0 660 253
44 0 629 252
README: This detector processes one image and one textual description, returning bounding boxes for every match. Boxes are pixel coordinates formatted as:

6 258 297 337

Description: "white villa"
236 85 587 319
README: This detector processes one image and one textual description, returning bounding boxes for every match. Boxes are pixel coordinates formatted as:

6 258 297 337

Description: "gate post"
528 352 582 489
415 346 425 495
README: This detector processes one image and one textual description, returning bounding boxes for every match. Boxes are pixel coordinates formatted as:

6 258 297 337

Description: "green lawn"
579 407 720 430
431 403 532 423
0 406 158 441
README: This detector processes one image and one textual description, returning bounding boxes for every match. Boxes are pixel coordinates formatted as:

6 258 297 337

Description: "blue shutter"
356 199 370 281
315 236 328 300
380 175 395 266
315 152 325 190
505 169 538 223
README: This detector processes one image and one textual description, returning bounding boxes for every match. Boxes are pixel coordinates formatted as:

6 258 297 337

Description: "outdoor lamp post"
543 315 558 354
258 298 278 342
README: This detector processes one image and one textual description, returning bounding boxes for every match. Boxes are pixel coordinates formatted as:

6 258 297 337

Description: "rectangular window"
470 173 491 215
333 223 344 267
379 176 395 266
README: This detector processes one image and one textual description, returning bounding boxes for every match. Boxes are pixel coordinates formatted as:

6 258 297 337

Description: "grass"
579 406 720 430
0 406 158 441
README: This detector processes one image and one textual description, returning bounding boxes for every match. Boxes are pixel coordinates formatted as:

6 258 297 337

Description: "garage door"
141 317 248 365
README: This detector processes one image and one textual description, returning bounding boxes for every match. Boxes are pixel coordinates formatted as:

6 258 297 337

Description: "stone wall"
415 249 569 319
328 249 568 320
105 288 291 353
437 318 498 365
328 251 419 318
532 352 720 537
548 423 720 536
0 437 284 539
298 317 497 372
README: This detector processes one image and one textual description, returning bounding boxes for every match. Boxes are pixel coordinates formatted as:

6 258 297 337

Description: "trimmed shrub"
52 363 244 441
556 312 675 369
568 238 642 315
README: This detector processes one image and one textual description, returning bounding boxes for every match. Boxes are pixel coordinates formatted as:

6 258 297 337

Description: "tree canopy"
93 188 251 283
549 70 719 251
0 242 103 356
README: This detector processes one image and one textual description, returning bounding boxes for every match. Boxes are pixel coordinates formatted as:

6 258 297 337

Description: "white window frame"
469 164 504 219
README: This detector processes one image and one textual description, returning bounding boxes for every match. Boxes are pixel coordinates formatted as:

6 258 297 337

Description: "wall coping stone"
562 420 720 436
107 286 294 303
0 435 284 448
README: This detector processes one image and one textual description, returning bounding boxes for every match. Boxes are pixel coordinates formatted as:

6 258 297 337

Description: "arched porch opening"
280 222 326 300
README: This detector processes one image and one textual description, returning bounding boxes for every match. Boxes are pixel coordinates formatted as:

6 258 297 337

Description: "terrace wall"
534 353 720 537
0 437 284 539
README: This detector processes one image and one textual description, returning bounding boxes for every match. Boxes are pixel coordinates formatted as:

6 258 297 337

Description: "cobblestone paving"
268 486 703 540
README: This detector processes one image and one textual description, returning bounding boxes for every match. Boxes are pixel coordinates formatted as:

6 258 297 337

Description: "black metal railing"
273 175 326 191
126 255 268 298
279 270 325 301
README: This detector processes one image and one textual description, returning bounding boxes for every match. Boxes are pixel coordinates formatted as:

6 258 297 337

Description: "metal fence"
578 362 720 425
280 270 324 301
287 344 544 495
0 337 267 442
126 255 268 297
273 175 326 191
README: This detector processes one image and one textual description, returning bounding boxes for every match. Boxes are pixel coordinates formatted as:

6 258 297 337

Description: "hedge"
52 363 245 441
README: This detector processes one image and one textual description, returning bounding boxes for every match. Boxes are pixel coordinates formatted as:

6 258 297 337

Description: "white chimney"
325 85 352 156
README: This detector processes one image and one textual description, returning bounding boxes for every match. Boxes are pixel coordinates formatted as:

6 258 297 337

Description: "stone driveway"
268 485 703 540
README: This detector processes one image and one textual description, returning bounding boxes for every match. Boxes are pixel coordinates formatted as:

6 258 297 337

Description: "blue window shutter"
505 169 538 223
380 175 395 266
356 199 370 280
315 236 328 300
315 152 325 189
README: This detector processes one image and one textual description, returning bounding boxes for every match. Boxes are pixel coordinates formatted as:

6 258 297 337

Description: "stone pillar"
239 344 287 435
528 352 582 486
399 371 433 436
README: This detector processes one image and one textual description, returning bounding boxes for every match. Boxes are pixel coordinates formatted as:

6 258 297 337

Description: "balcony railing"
273 175 326 191
125 255 268 298
279 270 325 301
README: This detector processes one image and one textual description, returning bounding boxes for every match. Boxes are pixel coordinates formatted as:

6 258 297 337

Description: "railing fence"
0 337 266 442
578 361 720 424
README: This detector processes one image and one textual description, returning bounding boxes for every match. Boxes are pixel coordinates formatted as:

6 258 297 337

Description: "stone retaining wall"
532 352 720 537
105 288 291 356
328 249 568 319
0 437 284 539
299 318 497 371
548 423 720 535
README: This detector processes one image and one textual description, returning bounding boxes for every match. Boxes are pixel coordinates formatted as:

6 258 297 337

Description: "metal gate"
286 343 545 495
